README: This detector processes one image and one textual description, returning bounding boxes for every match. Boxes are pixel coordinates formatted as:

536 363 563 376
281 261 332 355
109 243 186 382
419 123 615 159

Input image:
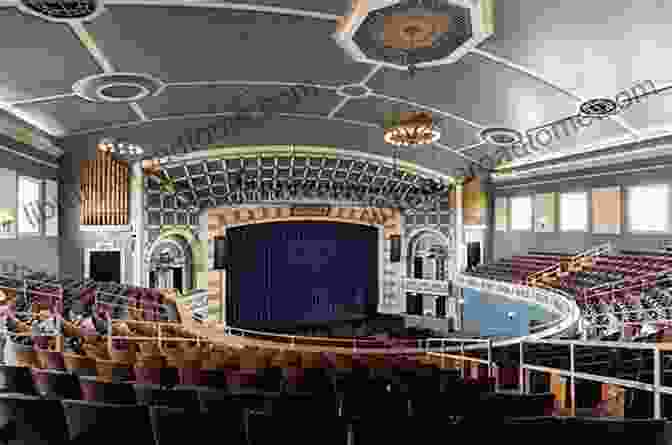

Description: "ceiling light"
384 112 440 147
98 138 144 156
579 98 619 118
18 0 105 23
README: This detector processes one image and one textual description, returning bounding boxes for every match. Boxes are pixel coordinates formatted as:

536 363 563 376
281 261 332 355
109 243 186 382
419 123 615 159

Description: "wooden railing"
526 243 612 285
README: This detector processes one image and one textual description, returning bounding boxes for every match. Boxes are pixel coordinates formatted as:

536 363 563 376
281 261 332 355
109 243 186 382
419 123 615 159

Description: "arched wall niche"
144 230 195 292
405 227 454 279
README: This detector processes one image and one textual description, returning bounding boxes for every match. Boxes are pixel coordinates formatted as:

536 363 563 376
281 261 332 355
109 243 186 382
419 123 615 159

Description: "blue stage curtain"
226 222 378 327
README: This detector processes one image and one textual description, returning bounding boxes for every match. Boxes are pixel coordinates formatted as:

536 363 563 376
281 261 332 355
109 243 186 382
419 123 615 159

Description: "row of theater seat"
0 363 570 445
0 383 666 444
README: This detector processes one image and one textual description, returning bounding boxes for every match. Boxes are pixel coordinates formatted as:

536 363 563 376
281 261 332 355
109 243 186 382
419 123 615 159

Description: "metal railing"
425 337 672 419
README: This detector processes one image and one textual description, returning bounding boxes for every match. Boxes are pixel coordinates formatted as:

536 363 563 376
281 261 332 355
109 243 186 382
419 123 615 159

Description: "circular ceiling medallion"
337 84 371 99
18 0 105 23
479 127 524 146
579 98 620 118
73 73 165 103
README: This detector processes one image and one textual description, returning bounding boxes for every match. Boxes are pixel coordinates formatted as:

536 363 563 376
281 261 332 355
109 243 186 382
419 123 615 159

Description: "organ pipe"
80 151 129 226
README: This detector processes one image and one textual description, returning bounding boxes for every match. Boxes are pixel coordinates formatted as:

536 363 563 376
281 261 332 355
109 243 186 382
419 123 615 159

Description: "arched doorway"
145 235 193 292
406 228 453 280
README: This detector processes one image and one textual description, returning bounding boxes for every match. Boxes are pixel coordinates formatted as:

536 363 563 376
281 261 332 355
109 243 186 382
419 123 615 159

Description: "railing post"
460 343 465 379
654 346 661 419
291 336 295 349
519 340 525 394
442 339 447 369
570 343 576 417
487 339 493 378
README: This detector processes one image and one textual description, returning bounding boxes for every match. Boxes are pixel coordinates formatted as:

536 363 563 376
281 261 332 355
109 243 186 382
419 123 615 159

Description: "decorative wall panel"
80 151 128 225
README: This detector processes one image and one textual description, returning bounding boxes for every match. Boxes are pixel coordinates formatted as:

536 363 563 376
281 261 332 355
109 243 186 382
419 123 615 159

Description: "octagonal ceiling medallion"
333 0 495 70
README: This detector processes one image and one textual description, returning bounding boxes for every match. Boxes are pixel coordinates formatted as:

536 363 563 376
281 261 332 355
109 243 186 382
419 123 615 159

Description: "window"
44 179 58 237
0 169 16 238
495 197 508 231
560 192 588 231
510 196 532 231
628 184 669 232
18 176 40 235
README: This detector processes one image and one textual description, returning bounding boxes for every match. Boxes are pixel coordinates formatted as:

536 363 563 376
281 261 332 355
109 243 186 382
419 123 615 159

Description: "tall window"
560 192 588 231
495 197 508 231
18 176 41 235
0 168 16 238
44 179 58 237
510 196 532 231
628 184 669 232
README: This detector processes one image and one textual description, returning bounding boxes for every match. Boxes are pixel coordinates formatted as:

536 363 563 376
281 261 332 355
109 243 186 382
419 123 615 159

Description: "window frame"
495 196 508 232
627 183 670 234
560 191 588 232
44 178 58 238
510 195 532 231
17 175 42 237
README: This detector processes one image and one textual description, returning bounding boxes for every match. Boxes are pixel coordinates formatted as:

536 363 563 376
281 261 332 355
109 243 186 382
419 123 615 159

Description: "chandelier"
384 112 440 147
98 138 144 156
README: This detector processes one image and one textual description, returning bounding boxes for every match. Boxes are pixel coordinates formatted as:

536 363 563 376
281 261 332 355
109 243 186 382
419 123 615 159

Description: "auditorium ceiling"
2 0 672 178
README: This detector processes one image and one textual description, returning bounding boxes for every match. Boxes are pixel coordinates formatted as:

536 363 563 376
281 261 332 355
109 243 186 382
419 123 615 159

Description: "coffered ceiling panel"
479 0 672 99
138 85 340 119
15 97 139 134
619 87 672 135
509 118 630 166
367 53 579 134
87 6 370 85
334 96 481 149
223 0 348 15
0 8 100 102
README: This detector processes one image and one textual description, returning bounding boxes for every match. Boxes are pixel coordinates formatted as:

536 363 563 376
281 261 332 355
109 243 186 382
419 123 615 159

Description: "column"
455 184 465 272
130 161 145 287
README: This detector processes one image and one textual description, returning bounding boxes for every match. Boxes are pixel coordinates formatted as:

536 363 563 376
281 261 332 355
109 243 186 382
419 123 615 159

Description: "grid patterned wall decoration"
156 153 448 212
404 194 455 240
144 173 201 248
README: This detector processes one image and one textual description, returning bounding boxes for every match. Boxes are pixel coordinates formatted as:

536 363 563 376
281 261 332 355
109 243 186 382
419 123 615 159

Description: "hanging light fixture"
384 112 440 147
97 137 144 156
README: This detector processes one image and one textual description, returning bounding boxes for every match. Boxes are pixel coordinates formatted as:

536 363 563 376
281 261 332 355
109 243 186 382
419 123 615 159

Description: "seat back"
248 410 347 445
151 405 246 445
564 417 668 442
61 399 155 444
30 368 81 400
79 377 137 404
135 383 200 410
0 365 37 395
0 393 70 445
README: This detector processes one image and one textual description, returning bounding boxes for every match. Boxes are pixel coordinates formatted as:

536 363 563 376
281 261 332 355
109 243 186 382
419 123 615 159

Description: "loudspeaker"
467 242 481 268
214 236 228 270
390 235 401 263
